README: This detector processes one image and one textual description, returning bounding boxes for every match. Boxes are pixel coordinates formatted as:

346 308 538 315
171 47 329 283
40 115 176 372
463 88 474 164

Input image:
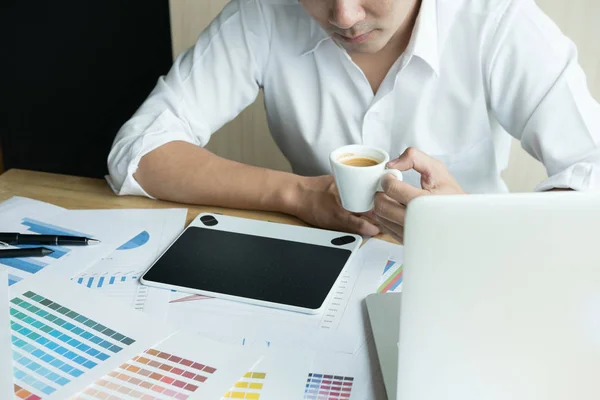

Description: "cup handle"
377 169 403 192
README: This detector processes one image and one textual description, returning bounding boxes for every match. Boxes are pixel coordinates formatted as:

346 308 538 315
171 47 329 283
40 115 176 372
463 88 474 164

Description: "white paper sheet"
0 196 64 219
304 350 360 400
73 209 187 274
73 330 260 400
0 198 136 288
71 271 171 318
0 267 13 400
215 347 312 400
306 339 386 400
70 209 187 319
166 246 385 353
8 274 176 399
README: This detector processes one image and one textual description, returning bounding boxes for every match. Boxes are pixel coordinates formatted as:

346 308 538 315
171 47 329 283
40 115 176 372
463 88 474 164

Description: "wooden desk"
0 169 307 227
0 169 394 244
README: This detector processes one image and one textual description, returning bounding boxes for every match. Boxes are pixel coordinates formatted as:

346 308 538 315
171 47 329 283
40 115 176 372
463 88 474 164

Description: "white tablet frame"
140 213 363 314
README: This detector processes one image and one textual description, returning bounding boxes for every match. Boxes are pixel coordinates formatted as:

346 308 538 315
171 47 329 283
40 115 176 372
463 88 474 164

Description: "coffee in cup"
330 145 403 213
339 157 380 167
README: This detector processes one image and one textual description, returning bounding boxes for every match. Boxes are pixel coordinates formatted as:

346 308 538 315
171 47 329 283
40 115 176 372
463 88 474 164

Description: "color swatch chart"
2 218 90 286
10 290 136 399
303 373 354 399
74 348 217 400
377 258 403 293
222 372 267 399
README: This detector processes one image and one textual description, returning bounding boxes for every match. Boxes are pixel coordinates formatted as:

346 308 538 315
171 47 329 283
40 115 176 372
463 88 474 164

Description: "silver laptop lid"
398 192 600 400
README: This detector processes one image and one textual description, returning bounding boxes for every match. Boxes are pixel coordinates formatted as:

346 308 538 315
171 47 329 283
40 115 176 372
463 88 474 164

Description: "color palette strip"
14 383 42 400
223 372 266 399
377 259 403 293
10 291 136 399
74 348 218 400
304 373 353 399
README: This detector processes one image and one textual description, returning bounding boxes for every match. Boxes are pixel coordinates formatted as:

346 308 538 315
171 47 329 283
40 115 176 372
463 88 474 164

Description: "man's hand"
373 147 466 243
291 175 380 237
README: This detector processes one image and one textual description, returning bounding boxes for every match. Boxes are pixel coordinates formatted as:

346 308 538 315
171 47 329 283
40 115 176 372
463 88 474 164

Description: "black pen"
0 247 55 258
0 233 101 246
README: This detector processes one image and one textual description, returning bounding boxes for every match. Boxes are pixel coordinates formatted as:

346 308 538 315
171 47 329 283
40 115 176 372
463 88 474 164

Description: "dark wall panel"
2 1 173 178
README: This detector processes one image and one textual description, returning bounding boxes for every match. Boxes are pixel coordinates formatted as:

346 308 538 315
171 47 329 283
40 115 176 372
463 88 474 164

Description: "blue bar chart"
75 274 138 289
72 272 151 312
1 218 92 286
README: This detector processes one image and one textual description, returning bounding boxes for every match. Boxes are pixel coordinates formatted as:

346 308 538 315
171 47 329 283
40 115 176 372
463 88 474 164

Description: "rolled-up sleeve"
485 0 600 191
107 0 271 196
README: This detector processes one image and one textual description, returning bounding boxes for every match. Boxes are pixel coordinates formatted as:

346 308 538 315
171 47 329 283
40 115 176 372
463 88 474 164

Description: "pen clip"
0 241 8 247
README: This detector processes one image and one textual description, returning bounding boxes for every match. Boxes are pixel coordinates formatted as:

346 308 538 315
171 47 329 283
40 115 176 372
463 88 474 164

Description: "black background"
1 1 173 178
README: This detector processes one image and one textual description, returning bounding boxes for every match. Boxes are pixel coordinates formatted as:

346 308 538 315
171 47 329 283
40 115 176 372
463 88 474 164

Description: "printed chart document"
70 209 187 318
306 338 386 400
304 350 360 400
8 275 175 400
219 347 312 400
0 197 64 221
335 239 402 346
71 209 187 274
166 246 387 353
372 239 404 293
0 267 13 399
74 330 260 400
0 198 136 288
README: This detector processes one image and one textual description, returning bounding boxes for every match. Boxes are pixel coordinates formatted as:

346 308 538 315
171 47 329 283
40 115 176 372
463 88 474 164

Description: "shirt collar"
405 0 440 75
300 0 440 75
300 24 331 56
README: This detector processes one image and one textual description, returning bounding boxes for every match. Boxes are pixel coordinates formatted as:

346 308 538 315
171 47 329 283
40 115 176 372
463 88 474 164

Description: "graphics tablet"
140 213 362 314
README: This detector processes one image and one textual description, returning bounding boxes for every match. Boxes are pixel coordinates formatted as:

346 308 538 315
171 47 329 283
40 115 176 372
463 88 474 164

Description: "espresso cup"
330 145 403 213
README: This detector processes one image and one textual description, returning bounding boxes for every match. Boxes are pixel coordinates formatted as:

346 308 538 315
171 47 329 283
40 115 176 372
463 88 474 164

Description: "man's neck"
384 0 422 58
347 0 423 94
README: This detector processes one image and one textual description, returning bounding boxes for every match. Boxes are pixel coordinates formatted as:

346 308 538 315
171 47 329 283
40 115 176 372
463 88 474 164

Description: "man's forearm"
134 141 305 214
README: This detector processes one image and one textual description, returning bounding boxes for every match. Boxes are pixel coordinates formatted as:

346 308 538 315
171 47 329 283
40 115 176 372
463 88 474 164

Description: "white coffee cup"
330 145 403 213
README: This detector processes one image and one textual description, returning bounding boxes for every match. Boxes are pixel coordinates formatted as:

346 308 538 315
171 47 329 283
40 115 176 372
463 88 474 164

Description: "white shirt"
108 0 600 196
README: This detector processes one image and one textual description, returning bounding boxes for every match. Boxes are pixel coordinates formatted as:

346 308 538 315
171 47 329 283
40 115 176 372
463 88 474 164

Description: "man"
108 0 600 243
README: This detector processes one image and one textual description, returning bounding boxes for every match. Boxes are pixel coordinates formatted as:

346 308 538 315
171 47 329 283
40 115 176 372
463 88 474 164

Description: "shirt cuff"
534 162 599 192
110 130 199 198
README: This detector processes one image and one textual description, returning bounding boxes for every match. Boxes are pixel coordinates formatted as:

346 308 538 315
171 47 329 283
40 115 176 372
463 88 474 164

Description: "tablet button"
200 215 218 226
331 236 356 246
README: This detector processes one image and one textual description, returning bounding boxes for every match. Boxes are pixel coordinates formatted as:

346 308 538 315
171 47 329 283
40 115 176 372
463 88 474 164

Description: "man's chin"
339 40 386 54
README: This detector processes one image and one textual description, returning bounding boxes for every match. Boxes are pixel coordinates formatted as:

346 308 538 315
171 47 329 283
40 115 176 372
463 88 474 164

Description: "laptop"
366 192 600 400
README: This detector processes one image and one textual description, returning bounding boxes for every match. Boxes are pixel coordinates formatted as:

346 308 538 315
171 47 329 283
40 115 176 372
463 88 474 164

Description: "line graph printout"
0 198 136 288
73 331 259 400
8 275 175 400
167 247 389 353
